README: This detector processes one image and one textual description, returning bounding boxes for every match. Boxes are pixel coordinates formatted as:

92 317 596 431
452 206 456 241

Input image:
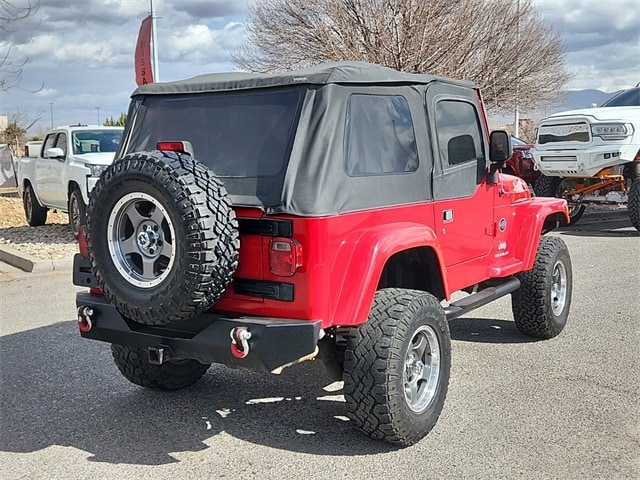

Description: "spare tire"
86 151 239 325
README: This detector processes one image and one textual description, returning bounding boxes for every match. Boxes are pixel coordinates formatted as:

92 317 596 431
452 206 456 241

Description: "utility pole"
49 103 54 128
150 0 160 82
96 107 101 125
514 0 520 138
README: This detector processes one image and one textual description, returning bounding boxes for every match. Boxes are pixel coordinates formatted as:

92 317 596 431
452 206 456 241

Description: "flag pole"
150 0 160 82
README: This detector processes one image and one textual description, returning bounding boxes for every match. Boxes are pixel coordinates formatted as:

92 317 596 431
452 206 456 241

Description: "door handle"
443 210 454 223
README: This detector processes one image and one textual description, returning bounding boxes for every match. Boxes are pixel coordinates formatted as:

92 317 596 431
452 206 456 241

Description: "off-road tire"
87 151 239 325
23 183 48 226
111 344 210 390
343 288 451 446
511 236 572 339
628 178 640 232
534 175 585 225
68 187 86 238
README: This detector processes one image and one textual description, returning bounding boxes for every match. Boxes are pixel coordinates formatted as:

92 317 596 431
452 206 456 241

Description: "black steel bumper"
75 291 321 373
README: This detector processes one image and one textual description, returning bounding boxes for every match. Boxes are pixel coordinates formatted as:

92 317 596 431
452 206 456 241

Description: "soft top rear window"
125 87 303 178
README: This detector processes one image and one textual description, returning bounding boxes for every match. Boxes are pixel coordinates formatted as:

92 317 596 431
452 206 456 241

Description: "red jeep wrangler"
73 62 572 446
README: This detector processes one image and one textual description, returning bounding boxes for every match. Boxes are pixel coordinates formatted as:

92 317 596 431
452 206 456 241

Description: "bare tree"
0 1 39 90
1 107 44 156
235 0 571 113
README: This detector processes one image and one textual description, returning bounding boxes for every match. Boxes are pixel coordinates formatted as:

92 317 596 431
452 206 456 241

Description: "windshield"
125 88 303 178
511 137 526 146
72 129 123 154
601 87 640 107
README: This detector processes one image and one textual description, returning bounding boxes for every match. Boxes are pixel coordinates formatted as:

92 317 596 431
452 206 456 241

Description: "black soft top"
122 62 484 216
131 61 475 96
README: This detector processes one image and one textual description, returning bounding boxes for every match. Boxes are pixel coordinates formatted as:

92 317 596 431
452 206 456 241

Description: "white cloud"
34 88 57 98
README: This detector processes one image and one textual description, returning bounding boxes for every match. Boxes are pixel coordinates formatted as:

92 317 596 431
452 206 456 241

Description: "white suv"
16 124 124 236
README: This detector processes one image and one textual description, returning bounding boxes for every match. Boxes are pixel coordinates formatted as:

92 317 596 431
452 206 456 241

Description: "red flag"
135 15 154 86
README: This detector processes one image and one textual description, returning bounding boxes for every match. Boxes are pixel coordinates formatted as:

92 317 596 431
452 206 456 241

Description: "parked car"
16 125 124 236
73 62 572 446
503 136 540 184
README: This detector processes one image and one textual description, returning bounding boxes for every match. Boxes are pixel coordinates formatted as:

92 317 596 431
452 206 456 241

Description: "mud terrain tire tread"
87 151 239 325
628 178 640 232
511 236 572 339
343 288 451 446
111 344 210 390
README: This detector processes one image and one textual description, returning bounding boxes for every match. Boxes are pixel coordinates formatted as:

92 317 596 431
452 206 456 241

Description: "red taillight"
269 237 303 277
78 225 89 257
156 141 193 156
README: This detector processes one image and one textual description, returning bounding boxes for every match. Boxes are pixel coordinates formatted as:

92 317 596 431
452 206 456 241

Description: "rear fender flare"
330 223 448 327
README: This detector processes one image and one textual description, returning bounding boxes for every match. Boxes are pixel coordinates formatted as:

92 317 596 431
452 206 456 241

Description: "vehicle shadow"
555 210 638 238
0 321 396 466
448 317 537 344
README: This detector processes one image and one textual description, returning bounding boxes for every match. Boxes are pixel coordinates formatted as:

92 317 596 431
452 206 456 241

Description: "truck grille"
537 122 590 144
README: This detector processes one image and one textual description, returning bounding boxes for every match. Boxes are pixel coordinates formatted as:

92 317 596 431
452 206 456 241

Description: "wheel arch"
511 198 569 270
330 223 449 328
67 180 81 198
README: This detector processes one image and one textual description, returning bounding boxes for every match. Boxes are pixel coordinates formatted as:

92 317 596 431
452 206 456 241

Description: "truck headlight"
591 123 630 139
87 164 107 177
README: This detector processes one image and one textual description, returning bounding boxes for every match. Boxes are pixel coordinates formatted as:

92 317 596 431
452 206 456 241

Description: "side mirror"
45 147 65 159
489 130 512 163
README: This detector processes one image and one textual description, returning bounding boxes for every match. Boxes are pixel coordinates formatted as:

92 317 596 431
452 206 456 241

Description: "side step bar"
444 277 521 320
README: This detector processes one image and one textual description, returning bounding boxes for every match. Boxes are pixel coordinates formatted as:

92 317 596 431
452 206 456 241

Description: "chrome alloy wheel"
404 325 441 413
550 259 568 316
107 192 176 288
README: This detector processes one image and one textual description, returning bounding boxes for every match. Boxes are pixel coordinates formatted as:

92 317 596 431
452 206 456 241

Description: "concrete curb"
0 244 74 272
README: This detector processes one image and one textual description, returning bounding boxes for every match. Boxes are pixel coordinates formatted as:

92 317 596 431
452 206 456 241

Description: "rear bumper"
75 291 321 373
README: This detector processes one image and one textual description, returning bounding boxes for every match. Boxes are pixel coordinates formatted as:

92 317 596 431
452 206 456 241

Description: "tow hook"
230 327 251 359
77 306 94 333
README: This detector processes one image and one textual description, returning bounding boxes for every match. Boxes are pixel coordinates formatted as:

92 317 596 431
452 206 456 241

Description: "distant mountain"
550 89 620 113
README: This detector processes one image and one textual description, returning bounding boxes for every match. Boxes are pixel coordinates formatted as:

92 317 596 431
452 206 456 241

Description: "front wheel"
23 184 48 226
534 175 585 225
343 288 451 446
68 187 86 238
628 178 640 232
111 344 211 390
511 236 572 339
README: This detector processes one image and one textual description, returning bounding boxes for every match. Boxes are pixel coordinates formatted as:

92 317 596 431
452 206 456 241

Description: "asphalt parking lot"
0 210 638 480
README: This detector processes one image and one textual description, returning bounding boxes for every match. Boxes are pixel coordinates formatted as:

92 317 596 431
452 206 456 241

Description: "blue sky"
1 0 639 135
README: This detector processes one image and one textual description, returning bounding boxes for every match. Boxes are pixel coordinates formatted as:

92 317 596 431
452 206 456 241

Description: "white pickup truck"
532 86 640 230
16 124 124 236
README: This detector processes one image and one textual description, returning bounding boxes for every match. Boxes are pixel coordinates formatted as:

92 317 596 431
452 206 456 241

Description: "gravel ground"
0 188 77 260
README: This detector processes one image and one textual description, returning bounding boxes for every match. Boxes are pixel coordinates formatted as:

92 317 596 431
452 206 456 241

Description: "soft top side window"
435 100 483 167
344 94 418 177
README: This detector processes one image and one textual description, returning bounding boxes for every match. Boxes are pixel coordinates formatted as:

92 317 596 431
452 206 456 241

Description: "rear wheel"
68 187 86 238
343 288 451 446
511 236 572 339
628 178 640 232
23 183 48 226
534 175 585 225
111 344 210 390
